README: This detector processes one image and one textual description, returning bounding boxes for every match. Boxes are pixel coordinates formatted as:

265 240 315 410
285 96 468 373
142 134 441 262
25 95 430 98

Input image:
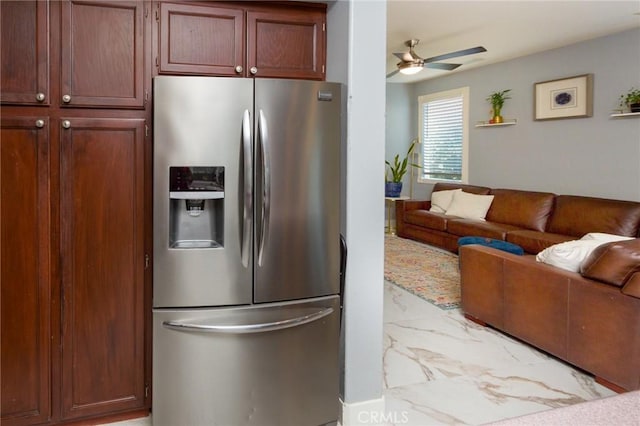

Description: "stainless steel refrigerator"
152 76 342 426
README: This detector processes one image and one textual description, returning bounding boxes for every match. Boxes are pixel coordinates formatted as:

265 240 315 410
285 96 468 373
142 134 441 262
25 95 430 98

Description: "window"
418 87 469 183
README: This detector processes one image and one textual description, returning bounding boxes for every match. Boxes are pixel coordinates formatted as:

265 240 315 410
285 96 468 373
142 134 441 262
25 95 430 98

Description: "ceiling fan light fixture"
399 63 422 75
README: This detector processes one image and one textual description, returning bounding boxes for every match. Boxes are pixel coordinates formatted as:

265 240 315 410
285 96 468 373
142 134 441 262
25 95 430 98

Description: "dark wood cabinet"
1 2 151 425
157 1 326 80
0 1 50 105
247 7 325 79
158 2 245 76
60 118 146 420
1 117 51 426
60 1 146 108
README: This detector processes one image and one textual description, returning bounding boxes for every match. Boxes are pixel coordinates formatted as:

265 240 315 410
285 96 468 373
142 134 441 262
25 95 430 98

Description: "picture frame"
534 74 593 120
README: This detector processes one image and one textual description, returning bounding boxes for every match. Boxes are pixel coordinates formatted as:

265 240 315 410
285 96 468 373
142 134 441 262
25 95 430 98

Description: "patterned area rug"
384 235 461 310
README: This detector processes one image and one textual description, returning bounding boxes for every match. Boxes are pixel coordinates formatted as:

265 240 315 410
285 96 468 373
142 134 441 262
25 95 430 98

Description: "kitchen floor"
105 282 615 426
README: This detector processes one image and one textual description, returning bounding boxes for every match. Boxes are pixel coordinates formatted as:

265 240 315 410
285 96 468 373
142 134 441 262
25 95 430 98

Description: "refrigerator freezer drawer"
152 295 340 426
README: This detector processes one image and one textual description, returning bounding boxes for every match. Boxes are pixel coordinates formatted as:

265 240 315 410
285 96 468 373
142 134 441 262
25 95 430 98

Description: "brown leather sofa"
396 183 640 391
395 182 640 253
459 239 640 392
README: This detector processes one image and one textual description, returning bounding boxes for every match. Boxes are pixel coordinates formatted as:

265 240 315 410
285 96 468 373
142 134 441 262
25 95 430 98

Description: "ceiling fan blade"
423 46 487 63
424 62 461 71
393 51 414 62
386 69 400 78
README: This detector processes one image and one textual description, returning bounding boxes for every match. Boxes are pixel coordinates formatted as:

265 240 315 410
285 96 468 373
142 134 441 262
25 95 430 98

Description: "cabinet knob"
235 65 243 73
62 94 71 103
35 119 45 128
36 92 46 102
250 67 258 75
62 120 71 129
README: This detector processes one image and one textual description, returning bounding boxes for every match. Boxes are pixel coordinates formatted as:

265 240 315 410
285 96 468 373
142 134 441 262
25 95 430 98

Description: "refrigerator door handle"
240 109 253 267
257 109 271 266
162 307 333 334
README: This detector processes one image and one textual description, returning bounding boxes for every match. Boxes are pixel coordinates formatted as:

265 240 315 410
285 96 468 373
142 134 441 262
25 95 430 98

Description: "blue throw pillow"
458 236 524 256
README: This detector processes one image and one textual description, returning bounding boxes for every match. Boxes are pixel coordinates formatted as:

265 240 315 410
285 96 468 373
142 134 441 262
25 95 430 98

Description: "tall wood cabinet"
1 1 150 425
2 0 328 425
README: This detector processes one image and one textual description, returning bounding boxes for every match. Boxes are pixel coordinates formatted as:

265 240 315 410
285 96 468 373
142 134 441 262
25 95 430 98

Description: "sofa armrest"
396 199 431 212
580 239 640 291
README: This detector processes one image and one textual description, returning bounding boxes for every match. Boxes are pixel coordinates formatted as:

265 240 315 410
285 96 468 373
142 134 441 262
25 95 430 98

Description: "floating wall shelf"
475 119 517 127
610 112 640 118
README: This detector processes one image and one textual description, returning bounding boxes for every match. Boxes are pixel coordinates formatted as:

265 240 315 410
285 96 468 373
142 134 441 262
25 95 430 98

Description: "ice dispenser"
169 167 224 248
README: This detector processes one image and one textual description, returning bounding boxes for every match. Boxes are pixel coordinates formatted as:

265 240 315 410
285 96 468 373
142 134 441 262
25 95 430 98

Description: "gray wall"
328 0 387 411
387 28 640 201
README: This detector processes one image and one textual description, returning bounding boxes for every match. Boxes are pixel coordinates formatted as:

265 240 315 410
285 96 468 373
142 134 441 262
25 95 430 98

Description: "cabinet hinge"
145 254 150 269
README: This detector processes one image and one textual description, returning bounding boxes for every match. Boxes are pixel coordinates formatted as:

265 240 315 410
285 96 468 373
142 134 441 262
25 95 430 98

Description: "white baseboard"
338 396 387 426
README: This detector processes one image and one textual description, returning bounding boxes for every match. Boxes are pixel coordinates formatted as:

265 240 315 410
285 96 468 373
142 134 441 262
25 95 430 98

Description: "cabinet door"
0 1 49 105
60 1 145 108
247 8 325 80
158 2 244 76
1 117 51 425
60 118 145 420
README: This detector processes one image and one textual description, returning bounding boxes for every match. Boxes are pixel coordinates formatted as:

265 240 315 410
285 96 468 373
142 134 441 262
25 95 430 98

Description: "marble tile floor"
382 281 615 426
103 281 615 426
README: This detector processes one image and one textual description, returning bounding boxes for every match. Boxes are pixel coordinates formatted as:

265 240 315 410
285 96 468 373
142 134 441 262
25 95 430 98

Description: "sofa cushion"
445 191 495 220
581 238 640 288
486 189 555 232
506 230 575 254
404 210 450 231
448 219 521 240
429 189 462 213
547 195 640 238
432 182 491 195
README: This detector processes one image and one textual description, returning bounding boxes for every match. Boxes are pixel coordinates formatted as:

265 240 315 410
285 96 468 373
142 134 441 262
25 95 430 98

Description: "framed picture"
534 74 593 120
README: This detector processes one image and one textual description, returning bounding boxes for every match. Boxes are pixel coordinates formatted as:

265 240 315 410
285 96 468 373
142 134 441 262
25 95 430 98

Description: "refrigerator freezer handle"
257 109 271 266
162 307 333 334
241 109 253 267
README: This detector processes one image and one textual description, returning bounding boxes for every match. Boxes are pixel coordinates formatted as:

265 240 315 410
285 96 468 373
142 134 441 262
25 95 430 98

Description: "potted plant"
385 139 420 197
486 89 511 123
619 87 640 113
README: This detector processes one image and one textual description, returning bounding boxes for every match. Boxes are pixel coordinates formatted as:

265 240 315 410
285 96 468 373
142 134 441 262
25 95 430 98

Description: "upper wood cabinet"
158 2 245 76
157 1 326 80
1 117 51 426
61 0 146 108
0 1 50 105
247 8 325 80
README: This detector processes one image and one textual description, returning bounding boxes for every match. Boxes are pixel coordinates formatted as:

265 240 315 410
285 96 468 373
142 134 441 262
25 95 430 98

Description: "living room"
378 1 640 425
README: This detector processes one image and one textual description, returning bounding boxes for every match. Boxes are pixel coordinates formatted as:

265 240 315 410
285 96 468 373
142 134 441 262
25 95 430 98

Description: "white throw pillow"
444 191 494 221
580 232 634 243
536 233 632 272
429 189 462 213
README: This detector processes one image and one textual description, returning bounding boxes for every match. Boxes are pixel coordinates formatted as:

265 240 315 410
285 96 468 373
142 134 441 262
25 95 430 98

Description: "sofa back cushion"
432 182 491 195
580 238 640 288
547 195 640 237
486 189 555 232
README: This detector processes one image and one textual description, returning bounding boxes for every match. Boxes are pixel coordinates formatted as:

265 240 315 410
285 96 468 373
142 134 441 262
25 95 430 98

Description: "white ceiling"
386 0 640 83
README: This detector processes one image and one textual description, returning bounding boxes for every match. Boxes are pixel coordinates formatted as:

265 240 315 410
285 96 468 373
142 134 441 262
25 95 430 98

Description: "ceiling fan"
387 39 487 78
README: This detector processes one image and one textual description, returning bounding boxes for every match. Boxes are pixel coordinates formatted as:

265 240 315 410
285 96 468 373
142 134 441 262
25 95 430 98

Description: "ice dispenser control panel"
168 167 224 249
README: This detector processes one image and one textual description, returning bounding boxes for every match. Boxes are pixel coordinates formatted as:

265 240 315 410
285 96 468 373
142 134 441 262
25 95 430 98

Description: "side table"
385 196 409 234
